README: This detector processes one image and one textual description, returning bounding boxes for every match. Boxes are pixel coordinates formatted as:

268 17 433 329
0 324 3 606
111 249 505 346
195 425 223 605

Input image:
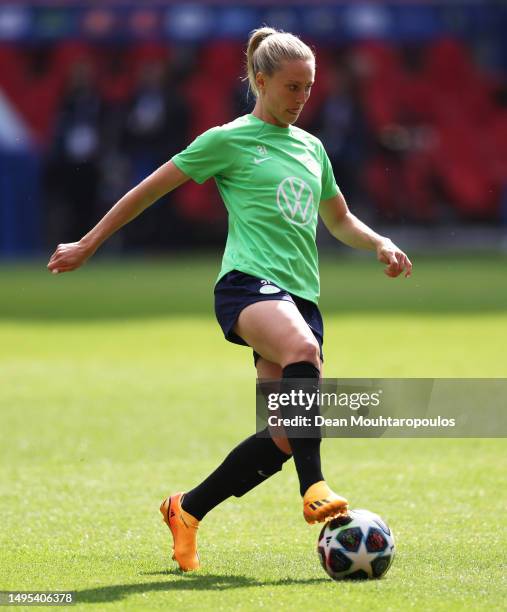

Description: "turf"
0 254 506 611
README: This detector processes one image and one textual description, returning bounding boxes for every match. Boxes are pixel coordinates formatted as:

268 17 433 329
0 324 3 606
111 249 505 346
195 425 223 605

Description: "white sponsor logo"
260 284 281 294
276 176 315 226
254 156 272 164
259 280 281 294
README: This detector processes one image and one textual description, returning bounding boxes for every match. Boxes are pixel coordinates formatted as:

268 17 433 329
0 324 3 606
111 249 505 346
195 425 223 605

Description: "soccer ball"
317 509 395 580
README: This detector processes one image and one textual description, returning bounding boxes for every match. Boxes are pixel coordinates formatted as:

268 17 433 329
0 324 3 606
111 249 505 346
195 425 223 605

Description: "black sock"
181 431 291 521
281 361 324 496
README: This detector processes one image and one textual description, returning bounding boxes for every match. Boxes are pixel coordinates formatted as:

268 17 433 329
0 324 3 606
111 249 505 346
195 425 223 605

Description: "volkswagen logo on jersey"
276 176 315 227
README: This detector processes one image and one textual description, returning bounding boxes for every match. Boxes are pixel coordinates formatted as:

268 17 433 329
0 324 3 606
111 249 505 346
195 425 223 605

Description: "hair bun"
245 27 315 98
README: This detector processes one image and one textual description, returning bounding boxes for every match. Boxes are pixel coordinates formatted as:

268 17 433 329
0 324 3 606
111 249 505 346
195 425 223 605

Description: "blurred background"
1 0 507 258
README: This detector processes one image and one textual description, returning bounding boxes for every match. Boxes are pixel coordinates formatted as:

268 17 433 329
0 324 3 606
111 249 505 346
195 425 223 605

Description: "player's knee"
270 435 292 455
284 338 320 369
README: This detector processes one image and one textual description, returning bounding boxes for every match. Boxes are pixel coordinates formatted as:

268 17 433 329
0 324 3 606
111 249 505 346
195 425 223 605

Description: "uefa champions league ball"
317 509 395 580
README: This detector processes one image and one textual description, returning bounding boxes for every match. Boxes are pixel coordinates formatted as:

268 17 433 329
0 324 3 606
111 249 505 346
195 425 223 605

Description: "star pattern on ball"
342 538 381 574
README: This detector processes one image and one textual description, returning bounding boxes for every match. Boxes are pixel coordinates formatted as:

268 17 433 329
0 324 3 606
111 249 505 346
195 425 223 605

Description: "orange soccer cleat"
160 493 200 571
303 480 349 524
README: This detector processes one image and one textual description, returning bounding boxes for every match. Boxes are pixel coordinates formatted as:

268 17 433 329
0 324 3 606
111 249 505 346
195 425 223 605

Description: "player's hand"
376 239 412 278
47 240 94 275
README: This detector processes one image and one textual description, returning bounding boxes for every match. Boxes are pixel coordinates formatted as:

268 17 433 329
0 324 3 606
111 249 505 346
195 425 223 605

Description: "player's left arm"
319 192 412 278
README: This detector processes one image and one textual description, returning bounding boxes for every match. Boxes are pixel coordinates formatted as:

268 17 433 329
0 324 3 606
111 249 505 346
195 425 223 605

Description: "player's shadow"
75 571 329 604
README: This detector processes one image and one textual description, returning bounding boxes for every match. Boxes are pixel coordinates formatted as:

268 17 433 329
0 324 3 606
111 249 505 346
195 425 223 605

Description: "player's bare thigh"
234 300 321 369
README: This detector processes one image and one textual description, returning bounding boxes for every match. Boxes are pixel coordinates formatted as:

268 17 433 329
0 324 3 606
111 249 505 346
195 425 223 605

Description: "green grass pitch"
0 253 506 611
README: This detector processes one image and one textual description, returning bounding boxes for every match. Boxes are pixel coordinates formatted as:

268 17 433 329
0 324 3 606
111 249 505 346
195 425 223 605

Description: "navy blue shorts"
214 270 324 364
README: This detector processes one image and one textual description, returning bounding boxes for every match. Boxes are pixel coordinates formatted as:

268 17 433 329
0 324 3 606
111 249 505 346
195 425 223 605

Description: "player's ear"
256 72 266 94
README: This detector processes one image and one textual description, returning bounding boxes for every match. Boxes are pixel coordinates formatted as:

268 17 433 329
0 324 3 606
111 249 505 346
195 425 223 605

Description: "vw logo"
276 176 315 226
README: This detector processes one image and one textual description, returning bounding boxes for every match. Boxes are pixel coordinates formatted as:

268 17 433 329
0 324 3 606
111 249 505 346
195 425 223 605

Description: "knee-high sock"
181 431 291 521
281 361 324 496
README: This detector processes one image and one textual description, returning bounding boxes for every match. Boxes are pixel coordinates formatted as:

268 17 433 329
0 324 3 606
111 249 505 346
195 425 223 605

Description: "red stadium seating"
0 37 504 222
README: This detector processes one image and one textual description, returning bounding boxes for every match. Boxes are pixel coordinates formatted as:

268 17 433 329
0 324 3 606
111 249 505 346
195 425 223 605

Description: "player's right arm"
47 161 189 274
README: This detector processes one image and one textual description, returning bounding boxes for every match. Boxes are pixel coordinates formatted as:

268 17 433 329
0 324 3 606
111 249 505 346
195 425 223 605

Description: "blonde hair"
246 26 315 97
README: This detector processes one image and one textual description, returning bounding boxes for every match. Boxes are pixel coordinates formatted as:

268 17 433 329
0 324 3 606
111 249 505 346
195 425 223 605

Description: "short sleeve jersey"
171 113 340 304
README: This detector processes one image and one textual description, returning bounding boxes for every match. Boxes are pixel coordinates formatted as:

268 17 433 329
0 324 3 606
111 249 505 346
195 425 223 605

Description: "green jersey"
171 113 340 303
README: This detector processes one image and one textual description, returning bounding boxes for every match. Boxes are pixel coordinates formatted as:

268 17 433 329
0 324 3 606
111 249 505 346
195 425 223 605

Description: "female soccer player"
47 28 412 572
